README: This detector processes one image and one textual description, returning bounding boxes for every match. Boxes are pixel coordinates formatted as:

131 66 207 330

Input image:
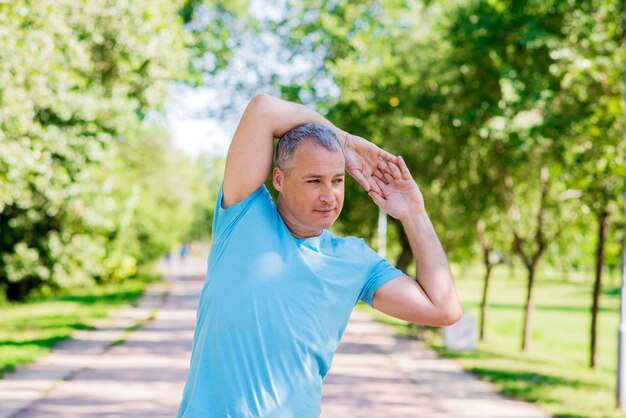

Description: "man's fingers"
382 168 394 184
377 159 392 173
374 165 393 184
373 176 389 195
376 160 394 184
398 156 412 180
351 170 370 191
388 161 403 180
378 149 398 164
369 176 383 195
374 168 386 181
380 161 396 183
368 190 385 208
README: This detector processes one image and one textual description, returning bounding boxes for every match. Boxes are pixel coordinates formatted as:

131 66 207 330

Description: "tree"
0 0 190 300
476 215 508 341
434 0 605 351
548 0 625 367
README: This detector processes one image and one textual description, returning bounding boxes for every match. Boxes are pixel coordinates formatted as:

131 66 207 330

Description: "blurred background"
0 1 624 417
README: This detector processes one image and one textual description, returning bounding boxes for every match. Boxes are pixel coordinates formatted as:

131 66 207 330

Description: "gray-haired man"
177 94 461 417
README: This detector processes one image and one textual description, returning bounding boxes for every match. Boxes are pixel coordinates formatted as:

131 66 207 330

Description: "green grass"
0 276 157 379
363 264 625 418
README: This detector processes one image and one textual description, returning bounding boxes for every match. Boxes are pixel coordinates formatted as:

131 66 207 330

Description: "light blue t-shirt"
177 185 403 418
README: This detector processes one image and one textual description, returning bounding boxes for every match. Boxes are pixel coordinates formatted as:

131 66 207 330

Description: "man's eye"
333 179 344 184
307 180 319 183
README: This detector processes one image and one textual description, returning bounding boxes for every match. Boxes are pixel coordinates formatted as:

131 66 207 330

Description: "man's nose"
319 183 335 204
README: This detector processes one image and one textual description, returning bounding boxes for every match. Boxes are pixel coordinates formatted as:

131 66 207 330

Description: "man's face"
273 141 345 238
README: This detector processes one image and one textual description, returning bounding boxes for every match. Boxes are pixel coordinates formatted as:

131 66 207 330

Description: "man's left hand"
344 134 398 192
368 156 425 220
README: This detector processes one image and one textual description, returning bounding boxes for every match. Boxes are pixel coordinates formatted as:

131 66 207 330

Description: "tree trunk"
590 211 609 369
480 261 493 341
521 262 537 351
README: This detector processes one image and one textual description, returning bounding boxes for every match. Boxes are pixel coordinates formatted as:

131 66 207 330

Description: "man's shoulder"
218 183 275 213
323 230 370 254
234 184 278 223
212 184 278 244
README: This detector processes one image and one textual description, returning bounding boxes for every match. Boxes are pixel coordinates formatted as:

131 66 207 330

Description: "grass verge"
0 275 158 379
361 264 625 418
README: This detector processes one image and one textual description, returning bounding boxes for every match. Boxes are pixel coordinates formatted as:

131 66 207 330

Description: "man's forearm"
258 94 347 143
400 211 461 321
237 94 396 196
223 94 352 207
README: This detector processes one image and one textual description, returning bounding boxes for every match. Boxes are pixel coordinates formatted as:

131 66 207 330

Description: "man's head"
275 123 345 174
272 123 346 238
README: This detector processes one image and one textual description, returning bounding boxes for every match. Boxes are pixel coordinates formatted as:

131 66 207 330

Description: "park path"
1 257 550 418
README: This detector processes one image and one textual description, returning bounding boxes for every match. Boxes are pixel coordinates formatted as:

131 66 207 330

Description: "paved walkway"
1 258 550 418
322 311 548 417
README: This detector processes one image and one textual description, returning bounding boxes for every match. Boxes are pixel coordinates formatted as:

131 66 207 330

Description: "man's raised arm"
222 94 397 208
369 157 463 326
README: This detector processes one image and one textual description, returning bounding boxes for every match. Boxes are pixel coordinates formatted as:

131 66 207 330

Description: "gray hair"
275 123 344 174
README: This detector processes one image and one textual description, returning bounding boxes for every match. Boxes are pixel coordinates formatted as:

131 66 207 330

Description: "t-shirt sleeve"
358 244 404 307
211 183 268 245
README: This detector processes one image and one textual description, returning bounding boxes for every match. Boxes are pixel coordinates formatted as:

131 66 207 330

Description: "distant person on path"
177 94 462 417
179 243 189 260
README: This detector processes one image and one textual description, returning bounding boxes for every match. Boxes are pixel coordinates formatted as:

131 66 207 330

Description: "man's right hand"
343 133 398 192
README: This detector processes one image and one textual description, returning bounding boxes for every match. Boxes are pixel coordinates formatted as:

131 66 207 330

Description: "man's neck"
276 203 322 239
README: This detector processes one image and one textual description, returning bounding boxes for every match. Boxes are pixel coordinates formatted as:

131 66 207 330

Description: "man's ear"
272 166 284 192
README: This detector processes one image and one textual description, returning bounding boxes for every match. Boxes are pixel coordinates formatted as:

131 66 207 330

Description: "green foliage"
0 1 199 300
276 0 623 268
179 0 255 84
105 128 197 269
183 155 225 243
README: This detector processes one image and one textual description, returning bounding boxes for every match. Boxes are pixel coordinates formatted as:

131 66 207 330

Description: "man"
177 94 462 418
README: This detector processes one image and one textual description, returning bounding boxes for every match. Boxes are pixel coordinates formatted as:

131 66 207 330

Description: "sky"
165 84 238 158
163 0 335 159
164 0 284 158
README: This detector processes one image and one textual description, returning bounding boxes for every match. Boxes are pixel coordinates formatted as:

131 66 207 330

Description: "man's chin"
316 217 338 230
309 210 341 230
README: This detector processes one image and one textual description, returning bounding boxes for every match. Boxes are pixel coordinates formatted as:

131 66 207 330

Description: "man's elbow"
437 304 463 327
247 93 273 114
408 303 462 327
246 93 284 132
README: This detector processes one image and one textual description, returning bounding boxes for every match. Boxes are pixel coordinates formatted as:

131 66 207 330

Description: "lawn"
0 276 155 379
365 263 625 418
